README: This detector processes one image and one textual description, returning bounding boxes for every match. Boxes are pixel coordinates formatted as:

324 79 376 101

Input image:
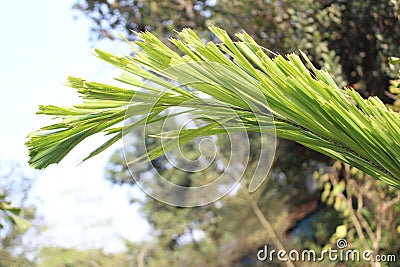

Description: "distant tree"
0 163 37 266
104 129 321 266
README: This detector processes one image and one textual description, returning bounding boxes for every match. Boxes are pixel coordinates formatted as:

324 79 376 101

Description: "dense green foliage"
75 0 400 100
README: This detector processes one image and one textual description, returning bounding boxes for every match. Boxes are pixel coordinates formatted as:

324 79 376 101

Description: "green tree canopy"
74 0 400 100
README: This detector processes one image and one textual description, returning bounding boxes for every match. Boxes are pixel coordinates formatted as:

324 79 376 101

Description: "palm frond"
26 26 400 188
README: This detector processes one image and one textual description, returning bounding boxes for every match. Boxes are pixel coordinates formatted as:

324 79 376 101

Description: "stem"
137 243 150 267
251 198 296 267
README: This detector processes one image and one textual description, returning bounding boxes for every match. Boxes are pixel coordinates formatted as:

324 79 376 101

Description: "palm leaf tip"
25 26 400 189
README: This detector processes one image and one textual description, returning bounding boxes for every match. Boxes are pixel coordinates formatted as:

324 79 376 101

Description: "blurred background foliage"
0 164 38 266
2 0 400 266
74 0 400 101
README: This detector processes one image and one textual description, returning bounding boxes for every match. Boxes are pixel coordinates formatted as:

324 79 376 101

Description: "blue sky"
0 0 149 252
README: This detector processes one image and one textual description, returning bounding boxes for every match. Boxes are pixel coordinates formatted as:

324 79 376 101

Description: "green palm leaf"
26 26 400 188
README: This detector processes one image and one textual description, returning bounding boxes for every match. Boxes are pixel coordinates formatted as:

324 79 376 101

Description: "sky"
0 0 149 252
